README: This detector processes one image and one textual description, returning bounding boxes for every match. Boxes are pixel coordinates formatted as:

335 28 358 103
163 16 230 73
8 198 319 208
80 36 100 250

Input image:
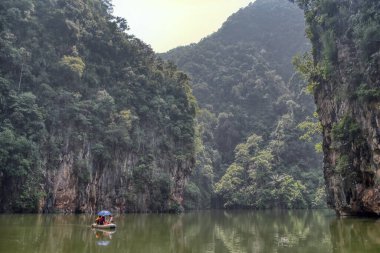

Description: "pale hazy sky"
112 0 254 53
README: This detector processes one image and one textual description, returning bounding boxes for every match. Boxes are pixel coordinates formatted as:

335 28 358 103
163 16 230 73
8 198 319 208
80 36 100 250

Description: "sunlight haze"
112 0 254 52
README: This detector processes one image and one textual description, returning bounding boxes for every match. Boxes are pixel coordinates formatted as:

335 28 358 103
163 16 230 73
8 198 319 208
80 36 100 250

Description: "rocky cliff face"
316 44 380 216
43 138 191 213
296 0 380 215
0 0 196 213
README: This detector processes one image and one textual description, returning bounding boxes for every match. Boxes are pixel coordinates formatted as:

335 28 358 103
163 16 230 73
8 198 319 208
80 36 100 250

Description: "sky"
112 0 254 53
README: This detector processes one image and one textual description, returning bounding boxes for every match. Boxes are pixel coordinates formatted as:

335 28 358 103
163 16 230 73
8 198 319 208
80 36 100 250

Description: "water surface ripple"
1 210 380 253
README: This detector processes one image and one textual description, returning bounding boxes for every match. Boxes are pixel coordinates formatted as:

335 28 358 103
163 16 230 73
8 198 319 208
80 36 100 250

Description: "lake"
1 210 380 253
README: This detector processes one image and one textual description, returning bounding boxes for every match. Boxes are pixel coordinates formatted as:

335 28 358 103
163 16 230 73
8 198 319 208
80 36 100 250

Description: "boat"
93 228 117 234
91 223 117 229
92 210 116 229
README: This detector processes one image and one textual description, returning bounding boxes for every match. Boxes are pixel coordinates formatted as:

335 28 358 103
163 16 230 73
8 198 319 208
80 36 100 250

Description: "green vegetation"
163 0 324 209
0 0 196 212
332 116 361 144
293 0 380 101
298 112 323 153
292 52 327 93
292 0 380 215
335 154 350 174
354 84 380 102
214 129 324 209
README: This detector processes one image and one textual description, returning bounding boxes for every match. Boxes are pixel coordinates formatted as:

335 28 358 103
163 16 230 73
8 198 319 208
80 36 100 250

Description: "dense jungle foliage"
291 0 380 99
0 0 196 212
162 0 325 209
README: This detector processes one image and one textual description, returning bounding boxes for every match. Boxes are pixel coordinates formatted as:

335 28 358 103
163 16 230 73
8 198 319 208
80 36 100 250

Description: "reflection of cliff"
210 210 333 253
167 210 334 253
330 218 380 253
0 215 95 253
10 212 379 253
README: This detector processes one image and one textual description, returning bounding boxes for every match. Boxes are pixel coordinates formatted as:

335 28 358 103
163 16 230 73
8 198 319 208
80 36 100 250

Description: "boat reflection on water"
93 228 116 246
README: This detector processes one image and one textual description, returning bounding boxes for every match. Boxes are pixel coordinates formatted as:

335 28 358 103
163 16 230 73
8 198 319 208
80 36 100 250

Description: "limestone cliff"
295 0 380 215
0 0 196 213
43 136 193 213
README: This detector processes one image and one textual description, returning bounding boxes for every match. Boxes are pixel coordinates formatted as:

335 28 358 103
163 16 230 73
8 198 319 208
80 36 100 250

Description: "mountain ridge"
162 0 324 209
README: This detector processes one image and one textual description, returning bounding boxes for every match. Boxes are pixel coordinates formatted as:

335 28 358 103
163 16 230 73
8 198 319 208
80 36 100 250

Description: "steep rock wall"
302 0 380 215
0 0 196 213
41 134 192 213
316 46 380 215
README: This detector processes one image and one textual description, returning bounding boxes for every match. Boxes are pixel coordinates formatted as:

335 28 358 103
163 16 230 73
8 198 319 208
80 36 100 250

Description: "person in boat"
95 215 101 225
104 215 113 225
99 216 105 225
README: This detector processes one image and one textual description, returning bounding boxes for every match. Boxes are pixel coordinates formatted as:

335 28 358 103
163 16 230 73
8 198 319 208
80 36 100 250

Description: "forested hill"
0 0 196 213
292 0 380 216
165 0 309 84
162 0 325 209
214 0 307 79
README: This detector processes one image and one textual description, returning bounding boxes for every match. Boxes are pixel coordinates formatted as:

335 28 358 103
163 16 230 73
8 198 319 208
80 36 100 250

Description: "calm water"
1 210 380 253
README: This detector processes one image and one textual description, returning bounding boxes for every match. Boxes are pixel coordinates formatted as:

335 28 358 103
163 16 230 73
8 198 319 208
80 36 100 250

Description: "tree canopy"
0 0 196 212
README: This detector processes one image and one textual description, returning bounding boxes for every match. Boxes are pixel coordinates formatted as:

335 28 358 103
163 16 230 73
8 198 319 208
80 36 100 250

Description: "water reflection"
93 229 115 246
167 210 334 253
110 210 335 253
0 214 94 253
2 210 380 253
330 217 380 253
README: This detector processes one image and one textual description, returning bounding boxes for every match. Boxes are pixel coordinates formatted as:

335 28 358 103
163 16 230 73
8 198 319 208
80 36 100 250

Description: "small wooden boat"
91 223 117 229
93 228 117 234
